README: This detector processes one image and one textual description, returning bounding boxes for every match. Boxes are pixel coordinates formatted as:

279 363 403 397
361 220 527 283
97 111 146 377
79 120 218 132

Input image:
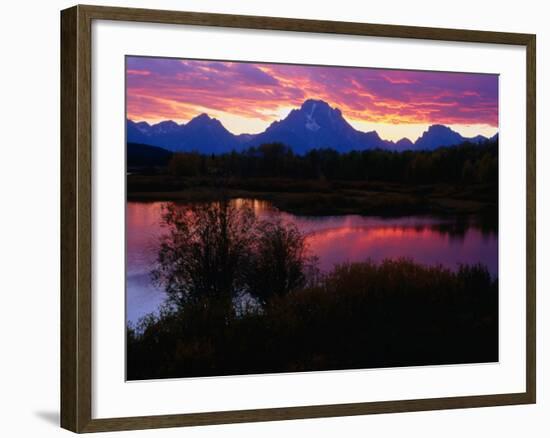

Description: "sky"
126 56 499 142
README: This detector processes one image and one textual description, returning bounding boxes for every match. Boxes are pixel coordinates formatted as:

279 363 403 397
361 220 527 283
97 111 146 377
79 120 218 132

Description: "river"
126 199 498 323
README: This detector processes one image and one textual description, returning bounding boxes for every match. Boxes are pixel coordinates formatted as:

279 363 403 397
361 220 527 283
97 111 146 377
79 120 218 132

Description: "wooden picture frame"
61 4 536 433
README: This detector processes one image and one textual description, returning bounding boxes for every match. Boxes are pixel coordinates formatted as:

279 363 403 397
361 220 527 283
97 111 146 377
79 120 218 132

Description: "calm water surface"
126 199 498 324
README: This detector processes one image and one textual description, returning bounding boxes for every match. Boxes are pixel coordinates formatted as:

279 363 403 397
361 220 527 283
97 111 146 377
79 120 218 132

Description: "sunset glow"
126 56 499 142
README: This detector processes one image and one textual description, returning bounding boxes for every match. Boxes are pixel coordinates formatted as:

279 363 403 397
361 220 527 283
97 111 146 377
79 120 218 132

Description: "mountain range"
127 99 497 155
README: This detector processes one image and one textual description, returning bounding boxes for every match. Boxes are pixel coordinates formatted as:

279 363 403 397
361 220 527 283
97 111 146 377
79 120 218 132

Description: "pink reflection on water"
126 200 497 322
126 202 166 277
304 223 496 273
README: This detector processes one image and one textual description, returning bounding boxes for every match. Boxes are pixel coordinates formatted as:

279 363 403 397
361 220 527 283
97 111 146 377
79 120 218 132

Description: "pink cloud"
126 57 498 130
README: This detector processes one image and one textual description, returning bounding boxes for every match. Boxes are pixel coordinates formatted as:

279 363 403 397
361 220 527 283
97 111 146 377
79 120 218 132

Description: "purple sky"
126 57 498 141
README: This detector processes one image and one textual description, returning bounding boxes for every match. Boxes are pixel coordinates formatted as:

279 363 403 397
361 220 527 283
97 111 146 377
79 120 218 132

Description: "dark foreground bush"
127 259 498 380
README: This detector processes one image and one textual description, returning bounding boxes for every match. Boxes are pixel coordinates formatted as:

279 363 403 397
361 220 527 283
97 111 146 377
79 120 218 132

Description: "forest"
127 139 498 217
164 139 498 184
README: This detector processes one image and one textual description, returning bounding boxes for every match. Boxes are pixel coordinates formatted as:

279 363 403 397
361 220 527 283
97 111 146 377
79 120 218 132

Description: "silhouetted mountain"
385 137 415 151
246 99 387 154
127 120 152 144
412 125 491 150
127 142 173 168
127 99 493 154
414 125 466 150
181 114 241 154
127 115 240 154
469 134 488 144
150 120 179 135
127 120 181 147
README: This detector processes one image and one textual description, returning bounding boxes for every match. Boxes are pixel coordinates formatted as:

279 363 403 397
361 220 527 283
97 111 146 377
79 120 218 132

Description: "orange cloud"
126 57 498 135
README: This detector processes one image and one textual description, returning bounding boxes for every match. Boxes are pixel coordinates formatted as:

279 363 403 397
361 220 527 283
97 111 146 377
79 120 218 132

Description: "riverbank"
127 259 498 380
127 175 498 217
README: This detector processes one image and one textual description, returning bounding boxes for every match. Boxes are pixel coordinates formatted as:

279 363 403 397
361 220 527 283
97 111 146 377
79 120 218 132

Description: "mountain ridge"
127 99 496 154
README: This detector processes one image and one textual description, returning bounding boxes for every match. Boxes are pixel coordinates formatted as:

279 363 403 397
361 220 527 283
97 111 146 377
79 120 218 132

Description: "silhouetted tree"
248 220 317 304
151 200 256 311
165 139 498 186
168 152 201 176
151 201 316 313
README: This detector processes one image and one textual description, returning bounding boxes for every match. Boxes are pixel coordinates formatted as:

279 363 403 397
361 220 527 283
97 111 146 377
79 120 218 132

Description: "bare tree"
151 200 256 311
248 219 318 305
152 201 317 315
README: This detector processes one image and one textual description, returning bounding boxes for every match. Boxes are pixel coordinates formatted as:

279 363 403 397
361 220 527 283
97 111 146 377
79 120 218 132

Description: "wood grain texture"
80 393 534 433
60 5 78 432
61 5 93 432
525 34 536 404
60 4 536 433
76 4 93 432
79 4 534 44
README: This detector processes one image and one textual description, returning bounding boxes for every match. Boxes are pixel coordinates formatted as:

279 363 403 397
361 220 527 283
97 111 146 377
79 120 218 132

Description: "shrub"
128 259 498 380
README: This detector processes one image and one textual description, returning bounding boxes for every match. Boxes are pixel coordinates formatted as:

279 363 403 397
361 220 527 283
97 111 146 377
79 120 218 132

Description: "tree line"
167 139 498 185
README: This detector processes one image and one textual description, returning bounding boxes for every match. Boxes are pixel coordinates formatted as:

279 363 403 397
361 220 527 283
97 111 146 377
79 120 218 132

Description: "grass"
127 259 498 380
127 175 498 217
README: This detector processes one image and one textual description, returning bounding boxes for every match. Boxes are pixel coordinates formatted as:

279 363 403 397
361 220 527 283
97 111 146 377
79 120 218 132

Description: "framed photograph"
60 4 536 433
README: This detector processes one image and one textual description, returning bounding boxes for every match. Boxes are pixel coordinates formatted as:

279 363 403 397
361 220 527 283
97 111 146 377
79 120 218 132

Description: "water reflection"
126 199 498 323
